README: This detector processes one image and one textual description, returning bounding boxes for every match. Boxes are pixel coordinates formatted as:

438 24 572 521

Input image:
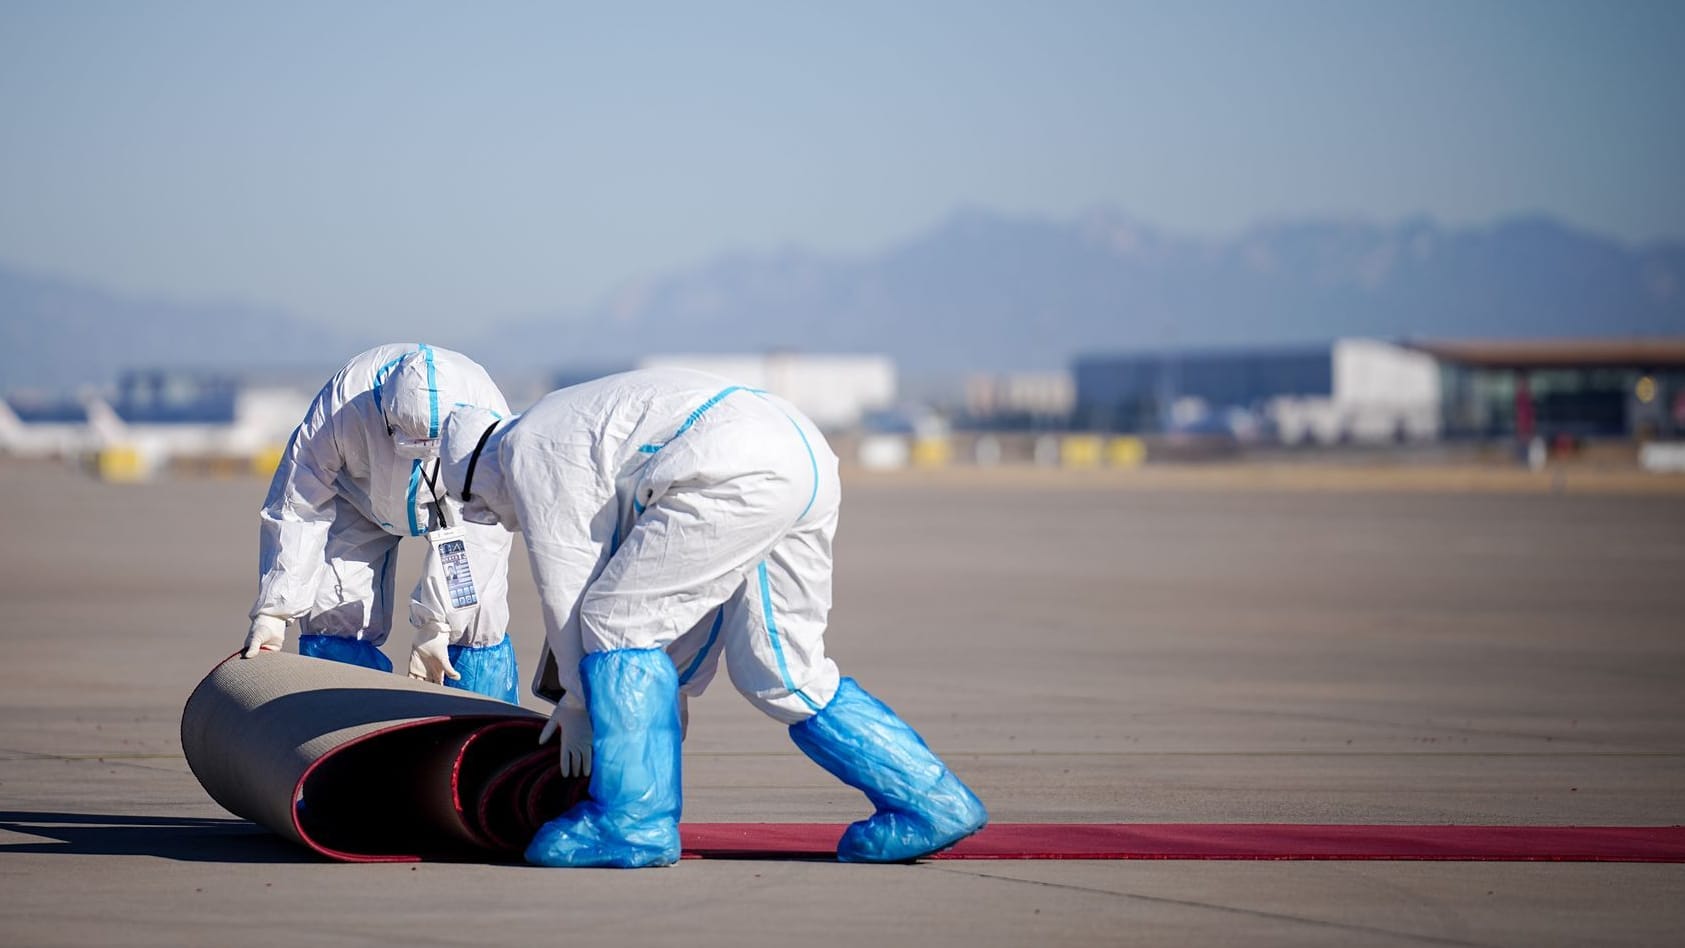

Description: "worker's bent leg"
451 519 514 648
525 648 683 868
790 678 988 863
444 636 519 703
297 507 399 672
409 518 518 701
441 521 518 702
721 514 842 725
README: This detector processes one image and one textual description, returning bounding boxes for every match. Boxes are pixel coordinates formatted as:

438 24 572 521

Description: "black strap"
420 459 448 528
461 420 500 501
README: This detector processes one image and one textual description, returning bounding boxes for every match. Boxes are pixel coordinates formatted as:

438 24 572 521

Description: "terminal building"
1414 338 1685 442
1073 338 1685 445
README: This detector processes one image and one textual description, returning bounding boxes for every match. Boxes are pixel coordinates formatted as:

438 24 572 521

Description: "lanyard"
419 459 451 530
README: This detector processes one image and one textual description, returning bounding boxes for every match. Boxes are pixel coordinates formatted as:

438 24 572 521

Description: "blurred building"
636 353 895 430
1073 344 1336 438
1414 338 1685 442
1270 340 1441 444
1074 338 1685 445
962 372 1075 429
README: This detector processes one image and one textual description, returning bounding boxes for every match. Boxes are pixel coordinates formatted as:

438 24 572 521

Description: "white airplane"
1 372 312 479
0 389 120 459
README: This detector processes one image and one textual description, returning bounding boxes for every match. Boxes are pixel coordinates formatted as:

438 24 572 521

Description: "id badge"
428 527 480 610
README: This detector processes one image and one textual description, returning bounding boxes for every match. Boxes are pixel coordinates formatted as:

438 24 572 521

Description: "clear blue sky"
1 0 1681 337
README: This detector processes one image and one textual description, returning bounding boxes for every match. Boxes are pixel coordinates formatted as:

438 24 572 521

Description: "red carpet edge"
678 823 1685 862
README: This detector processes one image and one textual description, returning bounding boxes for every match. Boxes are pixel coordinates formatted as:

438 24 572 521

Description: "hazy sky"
1 0 1681 337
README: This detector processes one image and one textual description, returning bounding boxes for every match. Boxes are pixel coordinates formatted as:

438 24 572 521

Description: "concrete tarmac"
1 460 1682 946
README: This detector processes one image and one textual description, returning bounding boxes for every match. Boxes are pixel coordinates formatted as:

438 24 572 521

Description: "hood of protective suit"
385 350 450 451
441 406 519 530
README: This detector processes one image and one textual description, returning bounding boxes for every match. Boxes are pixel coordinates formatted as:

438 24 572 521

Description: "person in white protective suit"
240 343 521 703
436 367 988 867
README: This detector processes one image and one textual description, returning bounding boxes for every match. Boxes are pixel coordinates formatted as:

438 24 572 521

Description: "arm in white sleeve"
511 440 616 710
251 394 344 621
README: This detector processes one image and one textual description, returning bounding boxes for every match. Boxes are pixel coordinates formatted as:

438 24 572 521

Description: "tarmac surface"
2 459 1682 946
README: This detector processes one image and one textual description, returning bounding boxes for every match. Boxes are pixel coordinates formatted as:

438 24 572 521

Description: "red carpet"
679 823 1685 862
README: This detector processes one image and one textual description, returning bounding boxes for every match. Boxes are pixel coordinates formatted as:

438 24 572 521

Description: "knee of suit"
578 609 677 654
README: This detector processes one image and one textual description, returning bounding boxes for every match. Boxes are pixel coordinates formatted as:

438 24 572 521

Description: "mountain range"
0 265 359 391
4 209 1682 392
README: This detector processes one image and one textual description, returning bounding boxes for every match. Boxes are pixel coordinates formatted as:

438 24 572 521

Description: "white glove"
407 623 461 685
538 704 593 777
242 614 287 659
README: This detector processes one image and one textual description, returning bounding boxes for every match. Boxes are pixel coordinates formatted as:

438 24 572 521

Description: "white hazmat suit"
445 366 842 724
439 368 987 867
245 344 518 701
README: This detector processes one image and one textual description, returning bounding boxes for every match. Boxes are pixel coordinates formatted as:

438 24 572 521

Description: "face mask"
393 435 441 461
461 496 517 532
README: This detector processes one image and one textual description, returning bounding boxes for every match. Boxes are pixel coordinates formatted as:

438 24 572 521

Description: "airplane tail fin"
80 391 128 447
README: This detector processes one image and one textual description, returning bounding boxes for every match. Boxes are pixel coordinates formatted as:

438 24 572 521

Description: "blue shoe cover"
790 678 988 863
445 635 520 704
524 648 682 868
297 634 393 673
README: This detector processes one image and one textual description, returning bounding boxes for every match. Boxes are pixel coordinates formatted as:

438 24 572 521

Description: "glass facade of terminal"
1072 347 1332 432
1439 364 1685 440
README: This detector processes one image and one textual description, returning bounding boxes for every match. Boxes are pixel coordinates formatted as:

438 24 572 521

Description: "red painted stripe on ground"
679 823 1685 862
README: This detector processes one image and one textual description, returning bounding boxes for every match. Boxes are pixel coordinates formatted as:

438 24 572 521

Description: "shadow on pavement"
0 811 315 863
